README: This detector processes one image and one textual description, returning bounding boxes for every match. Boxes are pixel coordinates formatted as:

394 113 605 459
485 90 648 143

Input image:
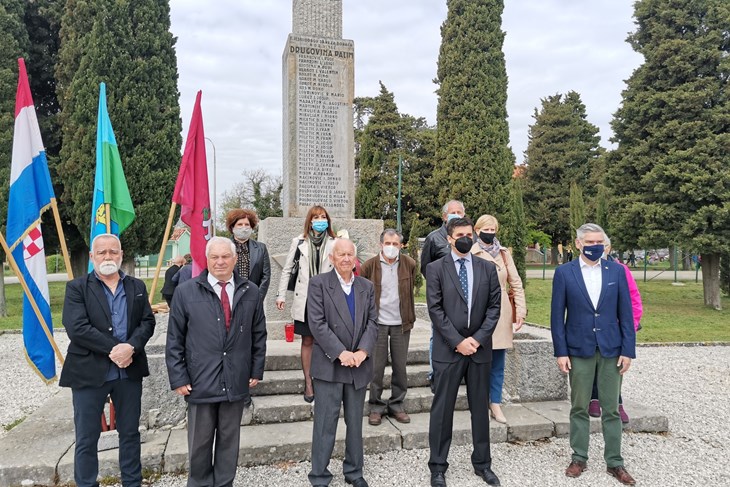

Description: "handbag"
286 240 304 291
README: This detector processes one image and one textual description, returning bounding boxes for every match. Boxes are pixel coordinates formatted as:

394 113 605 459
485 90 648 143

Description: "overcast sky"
169 0 644 200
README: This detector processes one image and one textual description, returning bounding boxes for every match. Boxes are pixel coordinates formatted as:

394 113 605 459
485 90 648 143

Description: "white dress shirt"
335 270 355 295
451 251 474 317
207 273 234 301
579 257 602 309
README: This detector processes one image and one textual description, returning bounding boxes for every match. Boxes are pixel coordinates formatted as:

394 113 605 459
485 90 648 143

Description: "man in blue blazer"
551 223 637 486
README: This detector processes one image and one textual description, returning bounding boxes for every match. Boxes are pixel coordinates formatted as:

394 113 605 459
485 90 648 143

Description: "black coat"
231 237 271 300
165 271 267 404
160 264 181 297
420 225 450 276
59 273 156 388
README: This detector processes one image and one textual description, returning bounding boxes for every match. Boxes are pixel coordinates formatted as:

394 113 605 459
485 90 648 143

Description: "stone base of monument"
97 427 148 452
258 216 384 339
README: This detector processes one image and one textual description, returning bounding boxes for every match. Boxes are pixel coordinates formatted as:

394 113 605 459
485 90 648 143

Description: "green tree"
354 82 439 242
609 0 730 309
0 0 29 317
594 183 610 233
524 91 602 263
500 178 527 285
433 0 515 223
569 182 586 245
56 0 182 276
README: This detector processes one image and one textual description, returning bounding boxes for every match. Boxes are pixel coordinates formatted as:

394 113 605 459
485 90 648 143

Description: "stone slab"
522 401 572 437
502 404 555 442
504 337 568 402
97 427 148 452
0 390 75 487
251 394 313 424
395 411 508 450
163 429 189 474
619 400 670 433
57 430 170 484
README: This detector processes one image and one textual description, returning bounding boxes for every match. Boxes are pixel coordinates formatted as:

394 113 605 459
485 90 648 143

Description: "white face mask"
233 227 253 240
382 246 400 260
98 261 120 276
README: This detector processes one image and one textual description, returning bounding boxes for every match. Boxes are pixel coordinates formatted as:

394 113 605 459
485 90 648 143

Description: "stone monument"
258 0 382 337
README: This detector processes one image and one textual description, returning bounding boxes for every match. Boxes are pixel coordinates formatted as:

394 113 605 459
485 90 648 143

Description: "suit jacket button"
108 327 112 331
594 313 599 317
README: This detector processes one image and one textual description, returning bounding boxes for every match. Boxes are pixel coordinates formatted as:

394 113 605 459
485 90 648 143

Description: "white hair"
205 236 236 257
441 200 465 214
576 223 606 241
90 233 121 252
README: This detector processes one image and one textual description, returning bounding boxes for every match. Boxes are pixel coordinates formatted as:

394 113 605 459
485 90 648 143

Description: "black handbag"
286 240 304 291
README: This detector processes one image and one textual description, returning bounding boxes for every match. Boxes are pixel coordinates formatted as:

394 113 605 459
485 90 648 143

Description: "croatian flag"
7 58 57 382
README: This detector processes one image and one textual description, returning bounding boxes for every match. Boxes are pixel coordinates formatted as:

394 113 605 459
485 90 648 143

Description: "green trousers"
569 351 624 467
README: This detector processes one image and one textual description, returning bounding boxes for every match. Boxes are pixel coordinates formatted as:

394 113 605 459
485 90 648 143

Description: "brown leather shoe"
606 466 636 485
565 460 587 478
368 412 382 426
389 411 411 423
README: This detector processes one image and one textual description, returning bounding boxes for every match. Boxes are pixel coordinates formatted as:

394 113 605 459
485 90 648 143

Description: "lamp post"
204 137 217 236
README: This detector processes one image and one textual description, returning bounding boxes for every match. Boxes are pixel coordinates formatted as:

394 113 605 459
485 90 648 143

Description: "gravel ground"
1 332 728 486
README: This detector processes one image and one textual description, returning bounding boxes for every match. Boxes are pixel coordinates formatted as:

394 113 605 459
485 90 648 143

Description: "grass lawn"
0 279 156 331
416 279 729 343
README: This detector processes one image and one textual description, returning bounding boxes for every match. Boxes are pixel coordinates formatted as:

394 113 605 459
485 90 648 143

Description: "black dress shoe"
431 471 447 487
345 477 369 487
474 467 501 485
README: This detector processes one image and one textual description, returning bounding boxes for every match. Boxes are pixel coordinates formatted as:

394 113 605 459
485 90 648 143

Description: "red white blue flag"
7 58 56 382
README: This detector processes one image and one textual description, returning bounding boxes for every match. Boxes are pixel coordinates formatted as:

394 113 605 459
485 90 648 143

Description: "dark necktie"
218 281 231 332
457 258 468 299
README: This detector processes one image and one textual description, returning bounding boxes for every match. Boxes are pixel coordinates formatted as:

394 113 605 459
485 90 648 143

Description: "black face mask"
479 232 495 244
454 236 473 254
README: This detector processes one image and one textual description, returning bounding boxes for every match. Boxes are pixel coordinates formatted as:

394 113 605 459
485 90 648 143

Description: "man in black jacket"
166 236 267 487
420 200 466 276
60 234 156 487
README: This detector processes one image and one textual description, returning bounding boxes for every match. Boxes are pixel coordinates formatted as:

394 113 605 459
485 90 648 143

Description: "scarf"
478 236 502 259
308 230 327 277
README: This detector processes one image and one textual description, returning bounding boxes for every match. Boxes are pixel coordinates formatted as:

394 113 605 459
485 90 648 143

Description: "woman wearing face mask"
471 214 527 424
276 205 336 402
226 209 271 301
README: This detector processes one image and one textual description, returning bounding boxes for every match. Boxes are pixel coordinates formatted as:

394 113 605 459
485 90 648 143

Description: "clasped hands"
109 343 134 368
455 337 480 356
339 350 368 368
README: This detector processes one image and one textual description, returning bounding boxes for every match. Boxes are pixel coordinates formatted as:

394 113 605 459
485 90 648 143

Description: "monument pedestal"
258 216 383 339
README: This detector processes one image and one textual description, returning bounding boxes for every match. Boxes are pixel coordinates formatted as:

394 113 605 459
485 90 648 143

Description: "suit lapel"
570 260 595 310
326 271 355 341
351 278 367 350
123 277 135 332
443 254 467 303
248 240 260 272
469 256 482 325
595 259 610 310
88 275 112 323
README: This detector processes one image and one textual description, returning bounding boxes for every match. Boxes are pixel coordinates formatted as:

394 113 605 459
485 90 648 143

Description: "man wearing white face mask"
225 208 271 301
60 234 156 487
360 229 417 425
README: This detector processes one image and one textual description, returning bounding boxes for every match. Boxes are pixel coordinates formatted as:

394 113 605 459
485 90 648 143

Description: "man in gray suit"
306 238 378 487
426 217 502 487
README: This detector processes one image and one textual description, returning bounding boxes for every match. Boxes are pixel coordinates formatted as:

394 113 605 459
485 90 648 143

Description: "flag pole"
49 198 74 280
148 202 177 305
0 231 64 364
105 203 111 233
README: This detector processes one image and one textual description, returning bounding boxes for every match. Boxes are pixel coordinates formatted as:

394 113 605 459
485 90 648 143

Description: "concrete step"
263 338 430 371
247 386 468 425
253 363 431 396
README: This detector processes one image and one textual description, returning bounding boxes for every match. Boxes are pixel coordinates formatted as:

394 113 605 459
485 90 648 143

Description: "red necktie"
218 281 231 332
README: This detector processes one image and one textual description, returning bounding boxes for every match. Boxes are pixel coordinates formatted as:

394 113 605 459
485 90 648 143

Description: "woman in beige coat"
276 205 336 402
471 214 527 423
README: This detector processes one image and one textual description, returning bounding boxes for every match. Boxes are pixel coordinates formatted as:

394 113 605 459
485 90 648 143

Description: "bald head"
329 238 356 280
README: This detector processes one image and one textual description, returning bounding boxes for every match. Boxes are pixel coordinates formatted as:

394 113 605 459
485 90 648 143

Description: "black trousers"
71 379 143 487
187 400 246 487
428 356 492 473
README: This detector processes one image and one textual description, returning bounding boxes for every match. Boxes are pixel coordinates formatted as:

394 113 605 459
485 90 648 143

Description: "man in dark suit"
60 234 156 487
161 255 185 306
166 237 267 487
306 238 378 487
426 217 502 487
551 223 636 486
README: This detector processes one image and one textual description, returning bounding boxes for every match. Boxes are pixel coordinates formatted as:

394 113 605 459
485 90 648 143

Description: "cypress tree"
433 0 515 222
609 0 730 309
569 182 586 244
524 91 602 263
500 178 527 285
57 0 182 274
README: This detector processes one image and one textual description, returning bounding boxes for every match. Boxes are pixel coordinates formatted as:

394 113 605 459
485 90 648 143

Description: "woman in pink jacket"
588 237 642 423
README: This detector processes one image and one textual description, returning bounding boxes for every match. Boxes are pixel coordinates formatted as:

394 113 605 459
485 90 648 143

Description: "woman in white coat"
471 214 527 423
276 205 336 402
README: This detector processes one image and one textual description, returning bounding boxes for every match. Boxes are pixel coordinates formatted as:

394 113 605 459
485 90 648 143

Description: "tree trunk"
121 256 136 278
668 244 676 269
70 247 89 279
551 244 560 265
701 253 722 310
681 250 690 271
0 263 7 318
